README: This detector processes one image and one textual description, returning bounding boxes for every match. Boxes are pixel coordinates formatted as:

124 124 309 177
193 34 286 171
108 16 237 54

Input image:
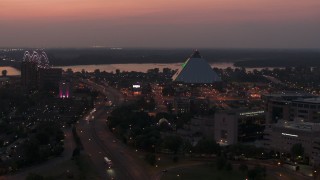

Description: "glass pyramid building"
172 50 221 84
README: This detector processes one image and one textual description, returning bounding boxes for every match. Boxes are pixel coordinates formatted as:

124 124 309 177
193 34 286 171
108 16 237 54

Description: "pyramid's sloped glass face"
181 59 189 68
172 56 221 84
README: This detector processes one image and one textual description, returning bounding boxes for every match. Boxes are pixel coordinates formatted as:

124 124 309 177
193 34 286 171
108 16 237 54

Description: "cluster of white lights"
23 50 50 68
240 111 264 116
281 133 298 137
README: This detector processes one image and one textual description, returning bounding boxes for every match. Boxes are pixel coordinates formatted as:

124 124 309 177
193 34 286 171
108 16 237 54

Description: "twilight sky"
1 0 320 48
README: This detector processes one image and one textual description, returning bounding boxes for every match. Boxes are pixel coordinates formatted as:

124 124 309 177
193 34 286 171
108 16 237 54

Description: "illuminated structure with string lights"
22 50 50 69
21 50 62 90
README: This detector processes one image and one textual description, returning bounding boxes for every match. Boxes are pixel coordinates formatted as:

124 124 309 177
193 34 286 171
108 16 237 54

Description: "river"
1 62 275 76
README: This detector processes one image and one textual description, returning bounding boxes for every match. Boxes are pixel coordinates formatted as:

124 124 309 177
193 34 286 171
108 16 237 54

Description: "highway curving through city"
77 80 150 180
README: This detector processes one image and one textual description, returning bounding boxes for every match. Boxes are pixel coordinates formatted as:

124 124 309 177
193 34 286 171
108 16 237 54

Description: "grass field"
160 162 307 180
161 164 247 180
73 155 100 180
29 154 99 180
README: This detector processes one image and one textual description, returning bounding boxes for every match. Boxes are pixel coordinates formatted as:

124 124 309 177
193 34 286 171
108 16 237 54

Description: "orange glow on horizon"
1 0 320 48
1 0 319 23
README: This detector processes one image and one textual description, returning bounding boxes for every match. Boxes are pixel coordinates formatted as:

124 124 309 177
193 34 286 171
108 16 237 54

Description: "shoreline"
0 62 289 76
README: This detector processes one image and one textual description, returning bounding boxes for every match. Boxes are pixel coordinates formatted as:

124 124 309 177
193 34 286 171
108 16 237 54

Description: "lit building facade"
262 92 316 124
59 82 71 99
262 93 320 166
264 120 320 166
173 97 190 114
290 98 320 123
132 84 142 96
214 109 265 145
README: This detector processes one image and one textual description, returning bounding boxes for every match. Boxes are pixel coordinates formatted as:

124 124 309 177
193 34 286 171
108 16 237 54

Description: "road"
77 80 150 180
263 75 284 85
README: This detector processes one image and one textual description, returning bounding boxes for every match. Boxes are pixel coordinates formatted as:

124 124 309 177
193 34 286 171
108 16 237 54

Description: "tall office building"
21 61 39 89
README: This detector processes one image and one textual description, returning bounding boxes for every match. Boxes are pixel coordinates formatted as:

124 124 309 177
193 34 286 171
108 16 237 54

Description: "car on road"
104 157 112 169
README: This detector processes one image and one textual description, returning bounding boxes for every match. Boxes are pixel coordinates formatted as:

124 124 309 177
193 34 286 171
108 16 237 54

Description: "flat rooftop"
293 97 320 104
274 121 320 132
263 91 314 98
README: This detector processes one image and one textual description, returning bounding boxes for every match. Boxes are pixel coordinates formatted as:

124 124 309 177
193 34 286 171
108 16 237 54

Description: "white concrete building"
264 120 320 166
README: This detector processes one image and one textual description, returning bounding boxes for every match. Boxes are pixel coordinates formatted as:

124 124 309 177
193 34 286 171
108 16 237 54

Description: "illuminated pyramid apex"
172 50 221 84
190 50 202 58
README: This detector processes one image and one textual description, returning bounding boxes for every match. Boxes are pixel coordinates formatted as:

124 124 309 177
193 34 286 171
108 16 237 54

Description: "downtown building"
213 109 265 145
21 60 39 89
264 120 320 166
262 92 317 124
173 97 210 114
175 108 266 146
262 92 320 166
170 50 221 114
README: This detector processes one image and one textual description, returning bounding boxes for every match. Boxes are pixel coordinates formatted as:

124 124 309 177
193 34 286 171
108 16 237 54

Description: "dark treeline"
46 48 264 65
1 48 320 67
235 57 320 67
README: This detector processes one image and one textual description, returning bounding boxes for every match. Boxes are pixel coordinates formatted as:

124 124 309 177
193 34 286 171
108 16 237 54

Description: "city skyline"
1 1 320 179
1 0 320 49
